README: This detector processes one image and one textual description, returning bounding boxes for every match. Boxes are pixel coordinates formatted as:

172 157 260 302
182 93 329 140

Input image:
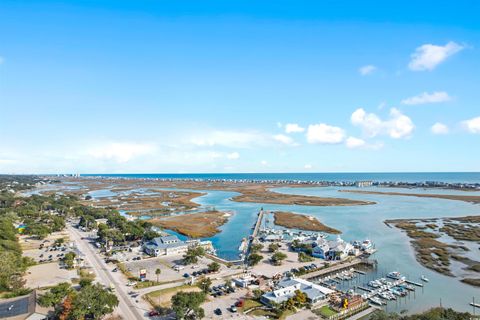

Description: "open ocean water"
82 172 480 183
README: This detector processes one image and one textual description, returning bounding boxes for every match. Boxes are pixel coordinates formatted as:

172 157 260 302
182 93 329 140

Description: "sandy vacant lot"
250 246 325 278
25 262 77 288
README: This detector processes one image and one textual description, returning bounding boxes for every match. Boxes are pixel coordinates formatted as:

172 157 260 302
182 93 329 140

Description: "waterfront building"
326 237 354 260
143 235 213 256
261 278 334 307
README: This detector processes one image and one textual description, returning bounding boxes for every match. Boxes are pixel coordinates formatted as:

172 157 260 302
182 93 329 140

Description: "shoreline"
340 189 480 204
273 211 342 234
149 210 230 238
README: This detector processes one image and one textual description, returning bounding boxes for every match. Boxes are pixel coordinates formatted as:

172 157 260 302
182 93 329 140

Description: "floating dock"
358 286 372 292
405 280 424 287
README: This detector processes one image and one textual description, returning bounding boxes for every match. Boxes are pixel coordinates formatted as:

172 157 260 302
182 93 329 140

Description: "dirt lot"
25 262 77 288
250 245 326 278
124 254 242 283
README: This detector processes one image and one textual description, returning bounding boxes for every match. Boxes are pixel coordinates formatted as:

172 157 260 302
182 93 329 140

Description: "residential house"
261 278 334 307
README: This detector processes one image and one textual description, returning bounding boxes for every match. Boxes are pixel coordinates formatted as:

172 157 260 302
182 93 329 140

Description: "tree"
58 294 73 320
252 289 263 300
0 251 26 291
268 243 279 252
293 290 307 307
250 243 263 253
38 282 72 307
155 268 161 283
171 291 206 320
62 252 76 269
197 277 212 294
70 283 119 319
183 246 205 265
298 252 314 262
248 253 263 266
207 262 220 273
271 251 287 265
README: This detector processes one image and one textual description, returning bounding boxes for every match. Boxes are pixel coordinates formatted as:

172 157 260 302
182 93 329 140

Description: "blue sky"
0 1 479 173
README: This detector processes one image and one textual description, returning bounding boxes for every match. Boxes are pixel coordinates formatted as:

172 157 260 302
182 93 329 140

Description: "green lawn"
241 298 262 311
316 305 338 318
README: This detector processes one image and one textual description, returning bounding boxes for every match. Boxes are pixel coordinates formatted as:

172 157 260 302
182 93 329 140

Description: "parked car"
148 310 160 317
230 306 237 313
214 308 222 316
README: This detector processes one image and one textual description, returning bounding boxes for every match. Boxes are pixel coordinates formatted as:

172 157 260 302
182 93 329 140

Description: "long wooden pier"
300 258 377 280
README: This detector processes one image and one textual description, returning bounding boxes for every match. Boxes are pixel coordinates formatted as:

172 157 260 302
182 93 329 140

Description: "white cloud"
359 65 377 75
226 152 240 160
285 123 305 133
462 116 480 134
306 124 346 144
351 108 414 139
260 160 268 166
304 164 312 169
345 137 366 149
408 41 464 71
431 122 449 135
273 134 296 146
190 130 266 148
0 56 4 65
87 142 156 163
402 91 451 105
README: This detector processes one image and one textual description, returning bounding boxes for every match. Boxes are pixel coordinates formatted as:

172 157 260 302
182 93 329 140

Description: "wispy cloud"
306 123 346 144
345 136 366 148
273 134 297 146
431 122 449 135
351 108 414 139
226 152 240 160
462 116 480 134
359 65 377 76
190 130 267 148
87 142 156 163
402 91 451 105
408 41 464 71
0 56 4 65
284 123 305 133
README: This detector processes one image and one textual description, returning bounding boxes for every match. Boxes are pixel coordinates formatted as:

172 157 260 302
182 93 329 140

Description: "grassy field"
150 210 230 238
274 211 341 234
316 305 338 317
145 284 202 308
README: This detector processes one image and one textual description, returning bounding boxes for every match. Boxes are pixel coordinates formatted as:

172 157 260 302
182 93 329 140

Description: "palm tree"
155 268 161 283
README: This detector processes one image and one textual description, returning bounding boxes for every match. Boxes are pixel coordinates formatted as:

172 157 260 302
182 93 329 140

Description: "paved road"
68 225 145 320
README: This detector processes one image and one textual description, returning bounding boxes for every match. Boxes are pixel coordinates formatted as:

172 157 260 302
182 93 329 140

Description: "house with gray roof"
261 277 334 307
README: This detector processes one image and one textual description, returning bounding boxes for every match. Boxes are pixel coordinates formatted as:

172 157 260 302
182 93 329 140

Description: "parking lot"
250 246 325 278
203 287 253 319
123 254 242 283
25 262 77 288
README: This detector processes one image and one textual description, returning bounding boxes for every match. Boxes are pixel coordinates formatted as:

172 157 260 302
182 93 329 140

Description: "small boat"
387 271 406 281
361 239 373 251
421 275 429 282
369 296 385 306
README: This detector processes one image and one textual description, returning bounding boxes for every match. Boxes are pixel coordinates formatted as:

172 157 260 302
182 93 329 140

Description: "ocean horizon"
76 172 480 184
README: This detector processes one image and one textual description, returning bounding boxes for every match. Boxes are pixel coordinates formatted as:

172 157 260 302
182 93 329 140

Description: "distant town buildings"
355 180 373 187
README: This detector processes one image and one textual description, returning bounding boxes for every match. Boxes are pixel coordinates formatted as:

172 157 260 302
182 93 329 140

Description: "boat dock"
300 258 377 280
251 209 265 239
358 286 372 292
405 280 424 287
